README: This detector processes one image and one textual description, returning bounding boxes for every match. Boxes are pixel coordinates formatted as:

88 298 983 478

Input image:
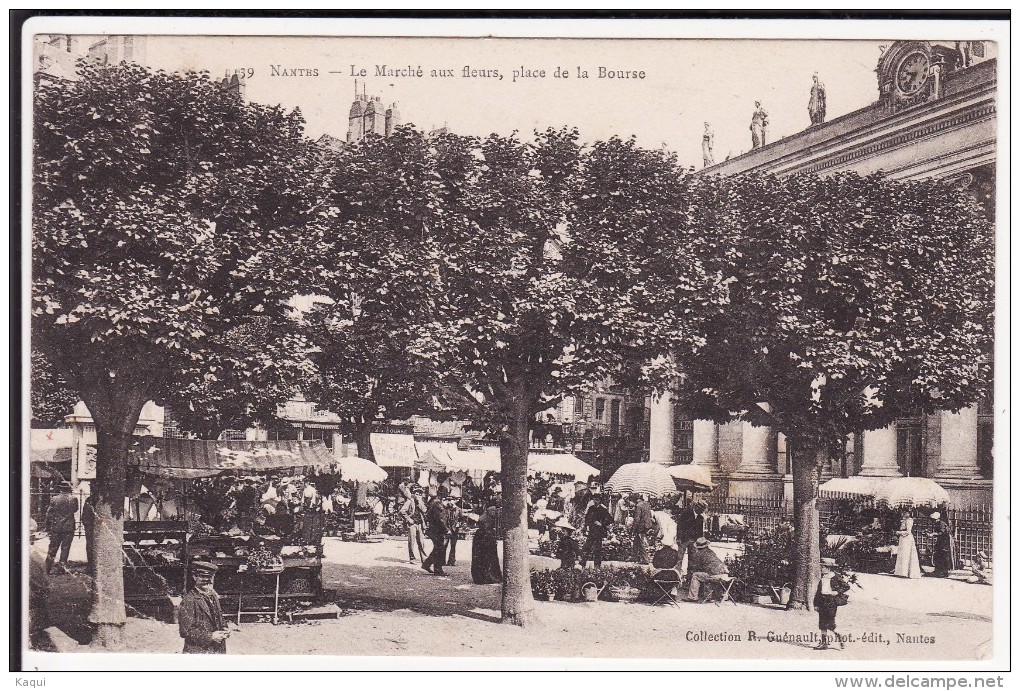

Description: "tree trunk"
789 442 825 610
499 394 537 627
355 418 375 463
84 390 147 647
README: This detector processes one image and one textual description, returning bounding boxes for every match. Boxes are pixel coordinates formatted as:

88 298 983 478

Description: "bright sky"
130 35 895 168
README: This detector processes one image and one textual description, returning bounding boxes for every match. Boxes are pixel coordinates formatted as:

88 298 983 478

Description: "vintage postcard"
19 15 1009 677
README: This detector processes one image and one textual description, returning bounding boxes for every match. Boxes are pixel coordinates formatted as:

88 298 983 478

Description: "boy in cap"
813 558 850 650
178 560 231 654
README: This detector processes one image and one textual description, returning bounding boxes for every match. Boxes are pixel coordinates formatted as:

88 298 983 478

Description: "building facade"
650 40 996 508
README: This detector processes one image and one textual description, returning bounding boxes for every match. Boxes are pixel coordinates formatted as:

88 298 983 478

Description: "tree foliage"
668 171 994 608
32 62 319 640
411 131 725 624
674 172 994 444
30 348 80 428
299 128 451 459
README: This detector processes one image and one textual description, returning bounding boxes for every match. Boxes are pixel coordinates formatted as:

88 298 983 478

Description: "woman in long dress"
471 504 502 585
894 513 922 579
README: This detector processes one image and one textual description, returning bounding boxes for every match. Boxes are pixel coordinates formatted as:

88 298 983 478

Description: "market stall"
124 437 336 620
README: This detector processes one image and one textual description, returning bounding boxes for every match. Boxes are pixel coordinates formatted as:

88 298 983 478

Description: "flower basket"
609 585 641 603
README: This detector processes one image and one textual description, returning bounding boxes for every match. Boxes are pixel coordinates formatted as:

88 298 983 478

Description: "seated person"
968 551 992 585
684 537 730 602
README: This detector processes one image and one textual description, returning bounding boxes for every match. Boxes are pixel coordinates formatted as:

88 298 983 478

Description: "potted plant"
530 568 555 601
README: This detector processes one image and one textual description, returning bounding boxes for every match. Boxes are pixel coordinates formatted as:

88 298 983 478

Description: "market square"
23 22 1002 669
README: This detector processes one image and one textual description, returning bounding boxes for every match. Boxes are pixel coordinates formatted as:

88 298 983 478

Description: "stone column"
735 419 774 475
692 419 720 473
648 392 674 465
859 425 902 477
728 407 782 500
936 406 981 480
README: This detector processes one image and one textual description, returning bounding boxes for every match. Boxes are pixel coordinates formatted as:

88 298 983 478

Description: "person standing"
893 513 921 579
445 496 463 567
471 502 503 584
178 560 230 654
813 558 850 650
930 512 955 577
675 499 707 575
555 520 582 570
399 485 428 564
581 497 614 569
81 496 97 577
421 490 450 575
631 494 654 565
44 482 79 575
652 501 678 549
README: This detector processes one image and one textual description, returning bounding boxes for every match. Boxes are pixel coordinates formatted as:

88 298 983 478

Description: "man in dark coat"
631 494 655 565
44 482 79 574
422 490 450 575
675 499 707 575
178 560 230 654
684 537 729 602
581 497 614 568
444 496 463 567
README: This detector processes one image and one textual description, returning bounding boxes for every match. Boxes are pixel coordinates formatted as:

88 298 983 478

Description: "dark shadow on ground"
34 565 95 645
322 557 503 624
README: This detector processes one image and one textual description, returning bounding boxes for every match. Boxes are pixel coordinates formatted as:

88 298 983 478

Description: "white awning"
414 441 502 473
528 452 598 481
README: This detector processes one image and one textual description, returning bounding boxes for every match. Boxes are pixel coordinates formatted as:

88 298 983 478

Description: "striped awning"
128 437 335 478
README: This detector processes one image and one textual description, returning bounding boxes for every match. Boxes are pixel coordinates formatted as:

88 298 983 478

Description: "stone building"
346 86 401 143
650 40 996 508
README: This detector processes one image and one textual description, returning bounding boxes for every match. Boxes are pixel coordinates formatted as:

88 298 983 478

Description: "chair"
712 575 740 606
651 568 683 608
650 546 683 608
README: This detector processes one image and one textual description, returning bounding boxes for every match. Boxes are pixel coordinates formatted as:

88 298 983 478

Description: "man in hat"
44 481 79 575
399 484 428 564
684 537 729 602
581 497 614 569
421 487 450 575
631 493 655 565
675 499 708 575
444 494 464 567
554 519 582 569
178 560 230 654
814 557 849 650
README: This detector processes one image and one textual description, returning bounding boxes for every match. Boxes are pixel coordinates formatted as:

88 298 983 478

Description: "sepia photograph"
18 14 1009 676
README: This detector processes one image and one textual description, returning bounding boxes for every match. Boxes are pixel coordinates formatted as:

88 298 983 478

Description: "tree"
414 132 723 625
30 348 80 428
301 128 448 460
32 62 317 645
669 172 994 609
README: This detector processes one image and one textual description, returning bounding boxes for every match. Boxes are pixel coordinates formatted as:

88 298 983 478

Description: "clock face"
896 51 930 95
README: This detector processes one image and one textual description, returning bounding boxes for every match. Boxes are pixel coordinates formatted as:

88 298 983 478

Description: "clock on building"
895 50 930 96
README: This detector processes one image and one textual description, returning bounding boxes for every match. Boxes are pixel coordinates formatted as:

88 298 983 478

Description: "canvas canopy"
527 452 599 481
414 441 502 473
128 437 335 479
